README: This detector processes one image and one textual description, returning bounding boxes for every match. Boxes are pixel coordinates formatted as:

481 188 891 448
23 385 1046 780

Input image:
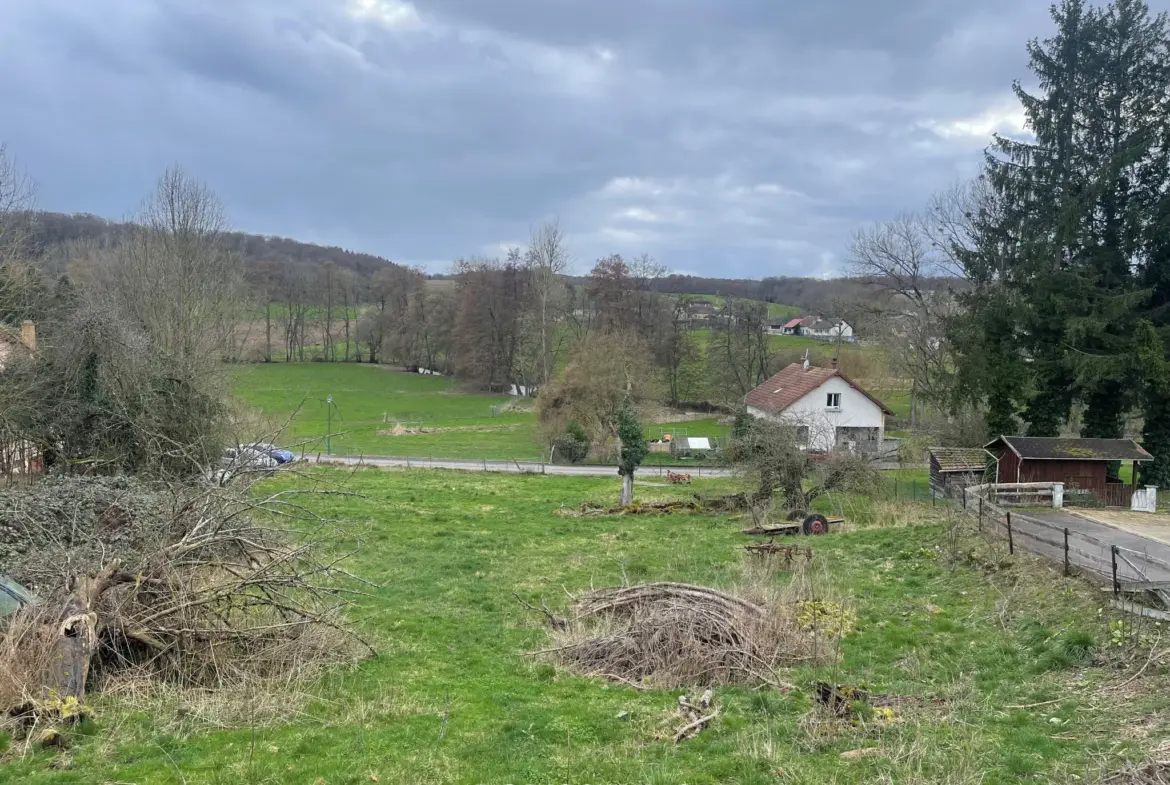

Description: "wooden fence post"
963 489 967 510
1006 512 1014 555
1063 527 1070 576
1111 545 1120 595
978 497 983 531
894 477 899 499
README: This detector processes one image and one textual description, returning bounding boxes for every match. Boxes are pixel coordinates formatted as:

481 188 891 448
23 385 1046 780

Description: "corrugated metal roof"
929 447 992 472
745 363 894 416
985 436 1153 462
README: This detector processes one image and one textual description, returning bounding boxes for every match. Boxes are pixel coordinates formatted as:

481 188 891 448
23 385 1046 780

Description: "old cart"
741 510 842 537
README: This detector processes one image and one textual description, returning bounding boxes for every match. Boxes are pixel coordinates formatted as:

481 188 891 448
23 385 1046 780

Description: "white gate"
1132 486 1158 513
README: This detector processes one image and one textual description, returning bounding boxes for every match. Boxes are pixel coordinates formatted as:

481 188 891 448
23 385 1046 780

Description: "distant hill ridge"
22 211 402 278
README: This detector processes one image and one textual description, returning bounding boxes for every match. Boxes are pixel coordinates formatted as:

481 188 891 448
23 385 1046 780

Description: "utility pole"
326 395 333 455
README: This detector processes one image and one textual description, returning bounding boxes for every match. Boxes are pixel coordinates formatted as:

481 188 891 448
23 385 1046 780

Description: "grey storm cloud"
3 0 1160 277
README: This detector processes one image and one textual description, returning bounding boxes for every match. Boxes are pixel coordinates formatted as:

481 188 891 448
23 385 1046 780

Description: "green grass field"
232 363 544 459
7 469 1161 784
232 364 732 464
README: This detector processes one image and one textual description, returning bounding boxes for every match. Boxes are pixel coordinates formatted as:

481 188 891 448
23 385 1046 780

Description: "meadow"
232 363 736 464
5 469 1164 784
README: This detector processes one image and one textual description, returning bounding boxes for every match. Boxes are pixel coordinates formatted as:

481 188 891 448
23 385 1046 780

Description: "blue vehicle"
246 443 296 464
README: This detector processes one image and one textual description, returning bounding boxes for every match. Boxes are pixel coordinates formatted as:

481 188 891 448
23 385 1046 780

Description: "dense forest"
22 211 403 279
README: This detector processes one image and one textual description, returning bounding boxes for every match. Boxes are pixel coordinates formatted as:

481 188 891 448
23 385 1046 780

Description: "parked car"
244 443 296 464
0 575 37 619
221 446 279 470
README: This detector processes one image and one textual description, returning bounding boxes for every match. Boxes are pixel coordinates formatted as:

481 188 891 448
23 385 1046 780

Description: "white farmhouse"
743 359 892 454
802 318 854 341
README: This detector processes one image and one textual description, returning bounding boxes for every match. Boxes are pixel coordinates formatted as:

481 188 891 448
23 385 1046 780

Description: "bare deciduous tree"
536 331 660 459
525 219 572 388
98 167 243 372
707 297 774 403
849 190 978 419
0 143 36 268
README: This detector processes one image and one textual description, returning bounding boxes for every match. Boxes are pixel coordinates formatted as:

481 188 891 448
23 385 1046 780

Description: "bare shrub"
0 607 60 715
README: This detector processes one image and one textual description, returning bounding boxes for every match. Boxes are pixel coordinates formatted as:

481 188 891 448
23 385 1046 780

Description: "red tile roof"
782 317 803 329
744 363 894 416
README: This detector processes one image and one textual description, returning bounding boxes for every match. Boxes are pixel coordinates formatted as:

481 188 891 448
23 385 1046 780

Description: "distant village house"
684 299 718 320
768 315 855 342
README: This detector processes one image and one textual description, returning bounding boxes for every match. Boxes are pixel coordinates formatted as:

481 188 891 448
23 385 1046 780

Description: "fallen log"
568 500 701 516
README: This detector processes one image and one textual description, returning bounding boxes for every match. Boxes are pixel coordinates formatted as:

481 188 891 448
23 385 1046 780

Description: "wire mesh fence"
956 486 1170 607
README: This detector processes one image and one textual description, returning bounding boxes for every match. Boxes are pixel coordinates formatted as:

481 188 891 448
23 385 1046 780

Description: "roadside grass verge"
7 469 1168 784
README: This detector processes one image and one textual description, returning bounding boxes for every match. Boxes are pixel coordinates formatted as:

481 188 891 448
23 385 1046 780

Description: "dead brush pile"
525 570 841 689
1101 763 1170 785
0 474 370 742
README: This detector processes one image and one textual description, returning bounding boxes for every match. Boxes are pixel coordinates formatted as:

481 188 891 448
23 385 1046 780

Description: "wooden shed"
984 436 1153 507
929 447 993 497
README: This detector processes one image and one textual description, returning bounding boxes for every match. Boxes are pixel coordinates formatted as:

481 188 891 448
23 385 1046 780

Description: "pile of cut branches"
1101 762 1170 785
561 500 701 517
0 473 371 735
524 581 833 688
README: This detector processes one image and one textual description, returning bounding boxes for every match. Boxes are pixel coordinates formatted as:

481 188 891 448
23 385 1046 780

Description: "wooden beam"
1110 600 1170 622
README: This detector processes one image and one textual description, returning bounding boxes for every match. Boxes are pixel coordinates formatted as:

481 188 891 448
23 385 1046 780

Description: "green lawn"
8 469 1162 784
232 364 739 464
232 363 546 459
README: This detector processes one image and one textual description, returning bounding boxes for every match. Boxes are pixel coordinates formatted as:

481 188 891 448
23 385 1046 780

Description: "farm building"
928 447 993 497
984 436 1153 508
770 317 804 336
744 358 893 454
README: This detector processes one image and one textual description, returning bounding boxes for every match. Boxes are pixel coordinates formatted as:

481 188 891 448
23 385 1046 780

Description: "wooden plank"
1110 600 1170 622
1118 580 1170 592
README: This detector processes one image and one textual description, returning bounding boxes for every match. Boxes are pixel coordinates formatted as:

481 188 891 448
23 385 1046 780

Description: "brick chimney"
20 320 35 352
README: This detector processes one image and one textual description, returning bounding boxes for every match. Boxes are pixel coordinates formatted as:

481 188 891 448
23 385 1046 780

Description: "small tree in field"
616 396 648 506
725 419 880 520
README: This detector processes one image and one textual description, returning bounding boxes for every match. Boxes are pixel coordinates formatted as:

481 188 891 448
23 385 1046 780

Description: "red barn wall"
994 449 1020 483
1019 459 1107 493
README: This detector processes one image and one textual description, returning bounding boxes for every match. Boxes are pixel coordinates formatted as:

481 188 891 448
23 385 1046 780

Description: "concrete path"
1009 509 1170 584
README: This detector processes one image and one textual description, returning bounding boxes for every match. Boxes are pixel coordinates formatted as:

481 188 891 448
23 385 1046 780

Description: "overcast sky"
1 0 1143 277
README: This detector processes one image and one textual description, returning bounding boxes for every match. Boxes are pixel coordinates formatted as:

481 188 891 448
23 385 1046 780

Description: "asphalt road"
305 454 737 478
1006 509 1170 584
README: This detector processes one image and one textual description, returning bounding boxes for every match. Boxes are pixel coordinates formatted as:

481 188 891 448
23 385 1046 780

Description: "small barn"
984 436 1153 507
928 447 993 498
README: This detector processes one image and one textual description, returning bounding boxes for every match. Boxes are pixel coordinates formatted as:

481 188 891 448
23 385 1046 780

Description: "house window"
826 393 841 409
